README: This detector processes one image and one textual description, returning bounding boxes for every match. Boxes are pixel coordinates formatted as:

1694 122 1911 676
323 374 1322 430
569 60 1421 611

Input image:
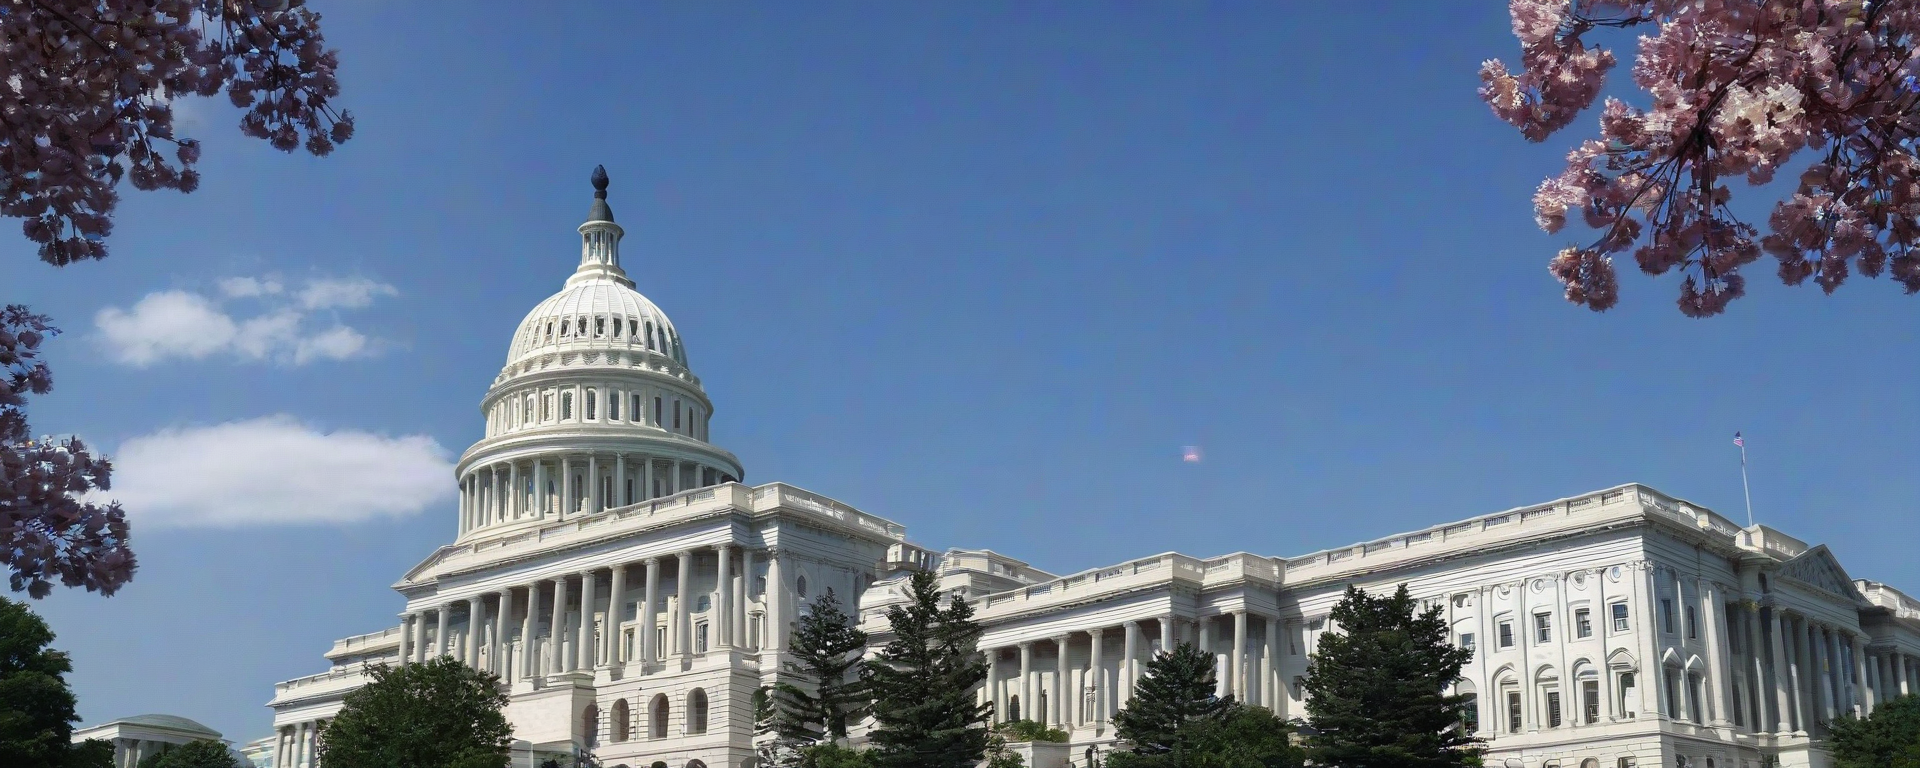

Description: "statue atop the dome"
591 165 609 199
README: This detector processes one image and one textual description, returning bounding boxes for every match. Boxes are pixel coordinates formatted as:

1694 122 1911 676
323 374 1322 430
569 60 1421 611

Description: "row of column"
489 383 704 442
399 545 788 679
983 611 1280 729
1724 604 1920 738
459 453 720 533
272 718 327 768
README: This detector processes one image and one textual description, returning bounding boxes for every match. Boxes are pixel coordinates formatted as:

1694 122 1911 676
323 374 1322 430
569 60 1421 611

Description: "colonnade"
271 718 329 768
983 611 1280 729
397 544 785 681
1720 603 1920 738
458 452 727 533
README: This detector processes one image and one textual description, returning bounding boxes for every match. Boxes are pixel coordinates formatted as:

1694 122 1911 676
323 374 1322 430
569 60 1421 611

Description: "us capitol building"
264 170 1920 768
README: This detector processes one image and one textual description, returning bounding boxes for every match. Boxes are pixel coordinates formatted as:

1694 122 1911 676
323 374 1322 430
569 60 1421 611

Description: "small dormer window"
545 322 554 340
560 319 571 337
613 318 623 337
596 317 606 337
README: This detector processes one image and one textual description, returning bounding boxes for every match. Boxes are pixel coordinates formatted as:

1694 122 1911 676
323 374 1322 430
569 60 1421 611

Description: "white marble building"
265 172 1920 768
73 714 237 768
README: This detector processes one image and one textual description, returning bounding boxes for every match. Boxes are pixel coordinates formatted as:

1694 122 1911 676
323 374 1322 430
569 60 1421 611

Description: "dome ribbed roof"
117 714 221 736
506 275 685 366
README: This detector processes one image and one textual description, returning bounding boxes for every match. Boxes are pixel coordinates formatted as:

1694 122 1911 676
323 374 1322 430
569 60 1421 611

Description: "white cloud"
107 415 453 528
94 275 395 367
299 277 398 310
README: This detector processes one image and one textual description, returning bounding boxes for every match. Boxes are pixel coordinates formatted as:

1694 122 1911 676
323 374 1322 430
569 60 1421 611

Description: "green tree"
1302 585 1482 768
995 719 1068 743
1183 705 1303 768
136 740 240 768
863 570 991 768
1110 642 1231 761
315 657 512 768
0 597 111 767
773 588 871 747
1830 694 1920 768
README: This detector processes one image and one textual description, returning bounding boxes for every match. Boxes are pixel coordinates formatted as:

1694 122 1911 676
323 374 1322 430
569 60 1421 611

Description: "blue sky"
9 0 1920 745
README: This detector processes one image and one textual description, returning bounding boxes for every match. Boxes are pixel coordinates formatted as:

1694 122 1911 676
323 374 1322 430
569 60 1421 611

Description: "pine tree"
863 570 991 768
774 588 871 747
1302 585 1483 768
1109 642 1232 762
1829 694 1920 768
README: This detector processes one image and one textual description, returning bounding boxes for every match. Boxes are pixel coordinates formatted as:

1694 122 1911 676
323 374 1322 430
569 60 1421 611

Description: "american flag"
1733 432 1744 448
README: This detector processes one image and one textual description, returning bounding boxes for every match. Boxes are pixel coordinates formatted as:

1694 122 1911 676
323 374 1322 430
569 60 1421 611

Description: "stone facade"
265 176 1920 768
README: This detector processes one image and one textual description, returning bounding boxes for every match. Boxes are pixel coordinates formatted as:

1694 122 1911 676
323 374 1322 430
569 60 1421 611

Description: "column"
1744 606 1767 731
509 462 521 518
496 587 515 676
1232 611 1248 700
551 576 570 673
466 596 484 667
434 605 451 659
642 558 662 665
560 456 573 516
296 723 309 768
737 548 754 648
1159 617 1173 657
983 646 999 723
1053 635 1070 727
1769 608 1792 733
615 453 627 507
1855 636 1873 716
521 581 542 680
607 564 626 666
578 568 598 670
1018 642 1033 721
1089 627 1106 725
587 454 600 514
1262 615 1278 711
716 546 734 650
1899 653 1912 696
1788 615 1809 732
643 458 655 501
676 551 694 659
396 614 412 665
531 460 544 516
1123 621 1141 707
1700 585 1732 726
767 551 787 651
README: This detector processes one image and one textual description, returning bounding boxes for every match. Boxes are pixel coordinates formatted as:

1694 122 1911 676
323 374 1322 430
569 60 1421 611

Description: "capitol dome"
455 166 743 541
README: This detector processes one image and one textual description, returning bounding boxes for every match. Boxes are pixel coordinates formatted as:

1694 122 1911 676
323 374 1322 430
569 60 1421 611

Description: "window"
586 390 597 420
542 394 552 421
624 479 633 505
649 694 668 739
609 393 620 420
1583 679 1600 723
562 392 574 420
1536 613 1552 643
1460 693 1478 733
1618 759 1636 768
1660 599 1675 634
695 622 709 653
1460 633 1476 652
524 395 533 423
561 318 571 336
655 627 667 660
595 317 605 336
1612 603 1630 632
613 318 623 338
1664 670 1680 720
632 394 643 422
1685 606 1698 639
1498 620 1514 648
1619 672 1637 717
1544 687 1562 727
673 400 682 429
1687 673 1703 723
1508 691 1523 732
1576 608 1592 638
796 575 809 599
582 704 599 749
612 698 629 742
695 595 711 612
655 397 663 425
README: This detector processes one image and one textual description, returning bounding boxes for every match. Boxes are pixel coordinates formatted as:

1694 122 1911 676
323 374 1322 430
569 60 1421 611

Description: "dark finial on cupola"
591 165 610 199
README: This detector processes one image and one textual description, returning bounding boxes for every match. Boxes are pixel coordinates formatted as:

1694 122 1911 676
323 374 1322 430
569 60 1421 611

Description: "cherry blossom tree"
1 0 353 265
1482 0 1920 316
0 306 132 597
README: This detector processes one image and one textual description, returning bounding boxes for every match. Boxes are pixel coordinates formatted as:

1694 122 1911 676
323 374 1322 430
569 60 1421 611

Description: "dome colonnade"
455 167 743 540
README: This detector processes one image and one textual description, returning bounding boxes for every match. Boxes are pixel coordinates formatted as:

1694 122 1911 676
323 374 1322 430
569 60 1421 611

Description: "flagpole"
1739 441 1754 529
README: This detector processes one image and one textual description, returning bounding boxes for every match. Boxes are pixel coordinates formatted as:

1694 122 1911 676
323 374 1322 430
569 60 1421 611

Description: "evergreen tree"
0 597 112 767
136 740 241 768
1109 642 1231 763
1302 585 1482 768
316 657 512 768
773 588 871 746
863 570 991 768
1829 694 1920 768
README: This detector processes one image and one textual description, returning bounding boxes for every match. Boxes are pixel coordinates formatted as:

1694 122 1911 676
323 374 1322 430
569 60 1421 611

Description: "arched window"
796 575 808 599
687 688 708 735
686 762 706 768
1007 694 1021 722
582 703 600 749
650 694 669 739
696 595 711 612
562 392 574 420
611 699 630 742
586 390 597 420
1581 760 1600 768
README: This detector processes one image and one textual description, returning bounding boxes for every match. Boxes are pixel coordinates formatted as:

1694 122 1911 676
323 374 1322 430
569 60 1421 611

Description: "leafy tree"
1830 694 1920 768
1 0 353 265
1482 0 1920 316
1181 705 1303 768
315 657 512 768
1110 642 1232 761
0 596 112 767
1301 585 1481 768
796 743 877 768
773 588 870 749
137 740 241 768
995 719 1068 743
862 570 991 768
1 307 133 597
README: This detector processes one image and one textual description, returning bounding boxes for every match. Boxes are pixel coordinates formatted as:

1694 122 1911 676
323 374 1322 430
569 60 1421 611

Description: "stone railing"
751 482 907 540
324 626 403 660
273 661 378 700
1278 484 1743 582
973 551 1270 616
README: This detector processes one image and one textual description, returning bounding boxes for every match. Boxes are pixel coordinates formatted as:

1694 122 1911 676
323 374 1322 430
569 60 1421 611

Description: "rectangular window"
1498 621 1514 648
654 397 663 425
1685 606 1698 639
632 394 643 422
1289 626 1299 656
1507 691 1523 733
1459 633 1475 653
1687 674 1703 723
1534 613 1552 643
1619 672 1637 718
1664 670 1679 719
1575 608 1592 638
1462 695 1478 734
1546 689 1562 728
695 622 709 653
1611 603 1630 632
609 393 620 420
655 627 666 660
1583 680 1600 724
674 400 682 429
1661 599 1675 634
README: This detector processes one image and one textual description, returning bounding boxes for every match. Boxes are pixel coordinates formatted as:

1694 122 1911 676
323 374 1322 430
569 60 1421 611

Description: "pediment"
1776 545 1861 603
